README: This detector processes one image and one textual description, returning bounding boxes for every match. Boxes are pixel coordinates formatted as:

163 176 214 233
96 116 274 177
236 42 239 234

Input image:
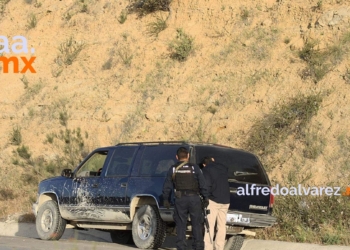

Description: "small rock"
261 19 272 27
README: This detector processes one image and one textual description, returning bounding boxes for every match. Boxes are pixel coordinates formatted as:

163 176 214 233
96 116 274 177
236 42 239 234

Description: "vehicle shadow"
14 223 192 249
15 223 112 242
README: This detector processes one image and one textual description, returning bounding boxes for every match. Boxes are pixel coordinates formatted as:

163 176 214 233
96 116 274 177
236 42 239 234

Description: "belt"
178 190 198 196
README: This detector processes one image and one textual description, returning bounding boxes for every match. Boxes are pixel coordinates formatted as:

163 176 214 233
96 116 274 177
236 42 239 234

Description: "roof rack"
115 141 190 146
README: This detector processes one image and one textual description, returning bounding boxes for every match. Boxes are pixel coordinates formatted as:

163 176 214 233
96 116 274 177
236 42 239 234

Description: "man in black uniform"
162 147 209 250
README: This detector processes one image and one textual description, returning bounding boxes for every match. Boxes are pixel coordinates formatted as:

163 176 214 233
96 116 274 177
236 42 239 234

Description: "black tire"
110 230 134 245
224 235 244 250
35 200 66 240
132 205 166 249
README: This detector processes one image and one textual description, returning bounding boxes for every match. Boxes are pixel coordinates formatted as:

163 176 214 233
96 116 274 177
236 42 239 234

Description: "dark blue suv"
33 141 276 249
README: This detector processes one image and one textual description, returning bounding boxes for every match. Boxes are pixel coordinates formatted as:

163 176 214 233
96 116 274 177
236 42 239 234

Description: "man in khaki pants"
201 157 230 250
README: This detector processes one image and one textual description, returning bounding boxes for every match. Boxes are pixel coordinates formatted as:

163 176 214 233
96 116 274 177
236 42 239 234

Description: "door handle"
92 183 98 188
121 183 127 187
230 187 238 194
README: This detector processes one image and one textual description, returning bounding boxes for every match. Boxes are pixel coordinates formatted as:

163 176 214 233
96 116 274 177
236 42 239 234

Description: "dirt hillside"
0 0 350 228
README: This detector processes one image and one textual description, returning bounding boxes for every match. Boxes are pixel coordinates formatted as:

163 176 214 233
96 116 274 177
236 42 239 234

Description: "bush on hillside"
127 0 171 17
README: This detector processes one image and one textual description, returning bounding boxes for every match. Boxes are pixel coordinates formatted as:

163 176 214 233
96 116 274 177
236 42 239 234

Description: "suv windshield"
195 145 268 185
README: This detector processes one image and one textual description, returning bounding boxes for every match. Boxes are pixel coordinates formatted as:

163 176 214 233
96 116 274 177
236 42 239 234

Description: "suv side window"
105 146 137 176
76 151 108 177
139 145 178 176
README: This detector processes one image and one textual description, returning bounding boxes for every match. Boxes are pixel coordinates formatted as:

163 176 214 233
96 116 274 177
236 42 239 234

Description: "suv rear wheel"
132 205 166 249
36 200 66 240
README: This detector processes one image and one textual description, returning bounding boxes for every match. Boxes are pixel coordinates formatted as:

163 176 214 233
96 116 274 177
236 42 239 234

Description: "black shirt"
202 162 230 204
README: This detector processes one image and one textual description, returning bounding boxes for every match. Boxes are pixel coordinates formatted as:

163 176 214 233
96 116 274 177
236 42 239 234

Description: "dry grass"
244 92 324 164
0 1 350 246
257 195 350 245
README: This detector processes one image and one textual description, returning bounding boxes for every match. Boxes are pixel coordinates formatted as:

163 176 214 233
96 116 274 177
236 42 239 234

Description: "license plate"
226 213 250 223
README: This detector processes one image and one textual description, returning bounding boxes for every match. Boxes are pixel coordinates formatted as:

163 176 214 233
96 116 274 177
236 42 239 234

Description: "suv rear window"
195 145 268 185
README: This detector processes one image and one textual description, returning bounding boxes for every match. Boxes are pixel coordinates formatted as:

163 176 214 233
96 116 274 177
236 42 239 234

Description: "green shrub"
34 1 41 8
299 34 350 82
168 28 194 62
302 128 326 159
20 75 29 89
55 127 87 167
0 188 16 200
147 16 167 37
240 8 250 22
117 9 128 24
46 133 55 144
80 3 87 13
259 195 350 245
0 0 11 15
26 14 37 30
10 126 22 145
56 37 85 66
343 68 350 84
127 0 171 17
322 234 341 245
284 37 291 44
21 172 38 185
59 110 69 126
117 48 133 67
102 57 113 70
245 93 323 157
207 106 217 114
45 161 57 174
17 145 31 160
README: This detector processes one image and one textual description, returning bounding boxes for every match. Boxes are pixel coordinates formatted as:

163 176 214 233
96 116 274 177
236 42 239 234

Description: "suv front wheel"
36 200 66 240
132 205 166 249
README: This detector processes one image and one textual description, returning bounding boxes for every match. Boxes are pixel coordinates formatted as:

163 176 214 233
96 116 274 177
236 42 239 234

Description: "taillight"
269 186 274 208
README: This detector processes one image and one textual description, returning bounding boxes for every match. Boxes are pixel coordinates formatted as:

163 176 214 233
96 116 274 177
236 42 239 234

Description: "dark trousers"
173 194 204 250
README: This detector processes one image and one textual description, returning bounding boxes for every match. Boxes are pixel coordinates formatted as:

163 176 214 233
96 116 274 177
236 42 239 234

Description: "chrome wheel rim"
137 214 152 240
40 209 53 232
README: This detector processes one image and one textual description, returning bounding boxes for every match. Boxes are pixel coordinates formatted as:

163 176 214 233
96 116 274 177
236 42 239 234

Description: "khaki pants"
204 200 230 250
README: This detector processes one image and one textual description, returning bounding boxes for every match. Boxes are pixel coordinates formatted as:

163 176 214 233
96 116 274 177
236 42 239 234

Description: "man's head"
200 156 215 168
176 147 189 161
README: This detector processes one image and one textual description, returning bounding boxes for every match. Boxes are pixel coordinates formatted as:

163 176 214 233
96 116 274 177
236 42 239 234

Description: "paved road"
0 236 134 250
1 222 350 250
2 234 350 250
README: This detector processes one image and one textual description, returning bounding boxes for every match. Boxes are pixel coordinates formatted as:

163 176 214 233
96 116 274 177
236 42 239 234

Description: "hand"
203 198 209 208
164 200 170 209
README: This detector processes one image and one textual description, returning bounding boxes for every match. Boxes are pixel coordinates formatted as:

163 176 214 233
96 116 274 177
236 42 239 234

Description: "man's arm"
193 164 209 198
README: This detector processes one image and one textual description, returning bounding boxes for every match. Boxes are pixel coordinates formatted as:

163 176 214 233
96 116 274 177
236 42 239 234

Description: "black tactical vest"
173 163 199 191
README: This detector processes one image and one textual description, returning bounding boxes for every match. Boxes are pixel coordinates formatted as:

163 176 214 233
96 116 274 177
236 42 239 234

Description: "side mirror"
61 169 73 178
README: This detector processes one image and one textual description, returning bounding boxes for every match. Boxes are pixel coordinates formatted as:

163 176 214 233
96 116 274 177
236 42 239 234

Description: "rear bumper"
160 208 277 228
226 210 277 228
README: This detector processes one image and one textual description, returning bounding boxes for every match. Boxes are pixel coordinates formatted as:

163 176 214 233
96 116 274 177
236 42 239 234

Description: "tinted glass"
106 146 137 176
195 145 268 184
139 145 180 176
